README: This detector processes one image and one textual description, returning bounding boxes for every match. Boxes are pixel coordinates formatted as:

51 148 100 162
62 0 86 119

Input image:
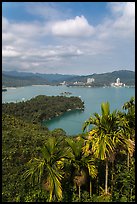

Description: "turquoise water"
2 85 135 135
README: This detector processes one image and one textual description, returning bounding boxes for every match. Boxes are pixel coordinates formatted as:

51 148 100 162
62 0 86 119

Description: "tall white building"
116 78 120 84
87 78 95 84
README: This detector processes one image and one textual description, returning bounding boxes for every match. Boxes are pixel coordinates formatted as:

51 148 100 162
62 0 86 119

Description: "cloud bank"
2 2 135 74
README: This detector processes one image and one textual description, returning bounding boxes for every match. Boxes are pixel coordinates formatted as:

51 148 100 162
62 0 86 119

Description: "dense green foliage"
2 97 135 202
2 95 84 124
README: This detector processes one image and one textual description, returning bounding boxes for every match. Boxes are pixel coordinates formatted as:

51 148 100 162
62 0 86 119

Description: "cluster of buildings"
60 78 95 86
60 77 125 87
111 78 125 87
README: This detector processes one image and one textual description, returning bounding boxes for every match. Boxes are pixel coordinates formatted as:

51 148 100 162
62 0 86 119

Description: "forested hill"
2 70 135 87
86 70 135 86
2 74 49 87
2 95 84 124
68 70 135 86
2 71 79 86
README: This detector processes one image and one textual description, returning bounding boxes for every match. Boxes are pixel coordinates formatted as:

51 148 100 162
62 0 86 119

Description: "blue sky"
2 2 135 75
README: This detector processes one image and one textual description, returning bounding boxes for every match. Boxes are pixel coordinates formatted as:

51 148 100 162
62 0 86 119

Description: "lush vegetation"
2 97 135 202
2 95 84 124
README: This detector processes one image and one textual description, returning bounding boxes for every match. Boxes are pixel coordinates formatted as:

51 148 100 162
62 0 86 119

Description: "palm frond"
101 102 110 118
87 163 97 178
23 157 45 184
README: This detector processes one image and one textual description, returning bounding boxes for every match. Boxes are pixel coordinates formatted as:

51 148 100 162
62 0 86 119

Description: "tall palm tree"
23 136 68 202
65 137 86 200
123 96 135 134
82 102 118 195
82 133 98 197
114 97 135 171
66 137 97 200
116 109 135 170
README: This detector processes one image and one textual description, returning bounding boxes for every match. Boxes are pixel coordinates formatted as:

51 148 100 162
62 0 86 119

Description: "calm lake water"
2 85 135 135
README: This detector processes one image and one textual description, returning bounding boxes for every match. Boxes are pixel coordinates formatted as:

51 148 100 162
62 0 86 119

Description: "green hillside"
2 97 135 202
89 70 135 86
2 70 135 87
2 74 49 87
71 70 135 86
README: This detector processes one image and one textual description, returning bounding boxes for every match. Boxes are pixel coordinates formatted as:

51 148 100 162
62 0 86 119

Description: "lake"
2 85 135 135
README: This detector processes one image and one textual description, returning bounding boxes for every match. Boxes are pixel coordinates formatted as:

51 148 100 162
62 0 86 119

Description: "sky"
2 2 135 75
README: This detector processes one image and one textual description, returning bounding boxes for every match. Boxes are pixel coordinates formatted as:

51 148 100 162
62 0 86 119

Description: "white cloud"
11 22 44 38
109 2 135 17
2 46 21 57
51 15 95 37
113 3 134 26
110 2 135 37
97 2 135 41
2 32 15 42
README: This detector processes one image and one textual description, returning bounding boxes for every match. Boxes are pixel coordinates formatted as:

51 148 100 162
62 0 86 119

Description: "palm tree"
114 97 135 171
66 136 97 201
65 137 85 201
124 97 135 169
123 96 135 113
123 97 135 135
82 134 98 197
82 102 118 195
23 136 68 202
116 109 135 170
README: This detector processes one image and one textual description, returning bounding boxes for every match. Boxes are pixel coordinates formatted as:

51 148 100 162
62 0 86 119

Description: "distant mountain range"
2 70 135 87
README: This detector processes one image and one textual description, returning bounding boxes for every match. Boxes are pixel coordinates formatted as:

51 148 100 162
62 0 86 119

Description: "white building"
116 78 120 84
60 81 66 85
111 78 125 87
87 78 95 84
73 81 85 85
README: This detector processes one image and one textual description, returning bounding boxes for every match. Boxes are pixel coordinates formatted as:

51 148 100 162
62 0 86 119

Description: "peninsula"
2 95 84 124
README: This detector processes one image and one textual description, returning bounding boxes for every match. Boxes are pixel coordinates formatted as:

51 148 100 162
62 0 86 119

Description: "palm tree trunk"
78 185 81 201
96 175 99 195
127 152 129 170
105 159 108 194
90 180 92 198
111 160 114 194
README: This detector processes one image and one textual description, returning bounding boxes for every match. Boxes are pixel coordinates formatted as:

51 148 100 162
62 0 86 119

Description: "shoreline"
3 84 135 89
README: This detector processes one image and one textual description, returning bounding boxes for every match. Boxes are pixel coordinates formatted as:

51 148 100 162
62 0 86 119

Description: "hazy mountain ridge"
2 70 135 87
2 73 49 87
